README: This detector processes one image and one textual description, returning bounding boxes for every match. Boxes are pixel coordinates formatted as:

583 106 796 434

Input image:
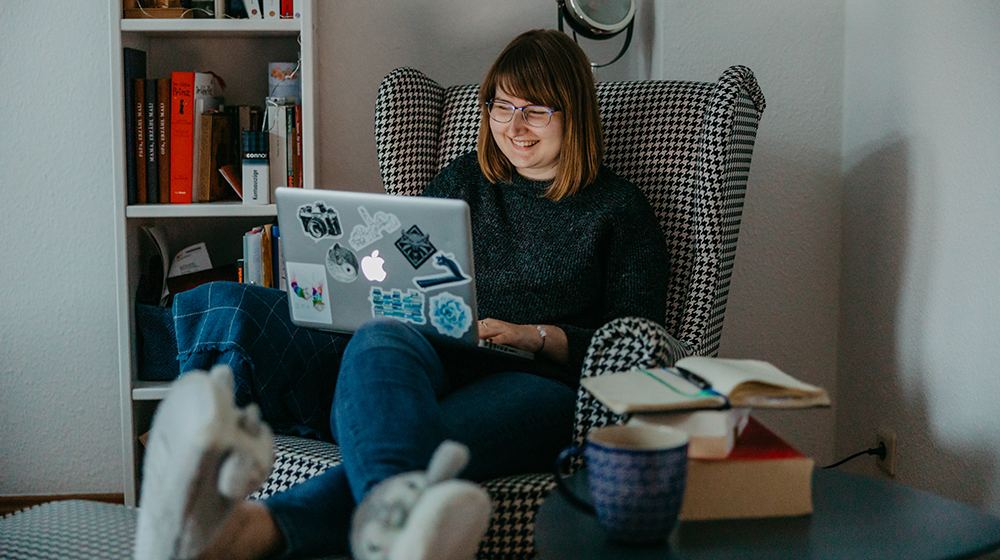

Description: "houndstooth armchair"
250 66 766 559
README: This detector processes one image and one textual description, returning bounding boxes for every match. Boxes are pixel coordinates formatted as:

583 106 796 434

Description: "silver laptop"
275 187 532 359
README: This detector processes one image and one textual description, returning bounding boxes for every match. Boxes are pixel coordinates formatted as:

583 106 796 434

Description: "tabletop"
535 468 1000 560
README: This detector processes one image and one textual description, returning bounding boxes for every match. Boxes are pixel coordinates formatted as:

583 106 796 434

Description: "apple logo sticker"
361 250 387 282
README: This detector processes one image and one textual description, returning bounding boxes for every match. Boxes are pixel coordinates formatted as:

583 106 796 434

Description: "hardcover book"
157 78 171 204
144 78 159 204
679 417 814 520
629 407 750 459
122 48 146 206
581 357 830 414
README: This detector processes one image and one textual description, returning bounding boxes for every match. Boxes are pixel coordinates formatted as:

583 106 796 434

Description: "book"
260 225 273 288
293 104 303 188
191 76 224 203
629 407 750 459
144 78 159 204
156 78 171 204
122 48 146 206
169 71 195 203
171 72 221 203
679 417 814 521
244 227 264 285
242 130 269 204
196 112 237 202
285 104 295 190
580 357 831 414
134 78 147 204
266 98 289 199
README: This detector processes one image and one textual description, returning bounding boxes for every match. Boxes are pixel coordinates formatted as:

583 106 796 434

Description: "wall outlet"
876 428 897 477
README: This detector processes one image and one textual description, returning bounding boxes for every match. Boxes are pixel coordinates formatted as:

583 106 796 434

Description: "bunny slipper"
351 441 492 560
133 365 274 560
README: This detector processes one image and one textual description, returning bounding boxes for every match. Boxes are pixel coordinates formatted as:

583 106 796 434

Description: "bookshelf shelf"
133 381 172 401
126 203 277 218
121 17 301 36
108 0 316 506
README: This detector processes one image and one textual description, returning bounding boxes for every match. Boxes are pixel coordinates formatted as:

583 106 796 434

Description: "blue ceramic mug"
554 424 689 544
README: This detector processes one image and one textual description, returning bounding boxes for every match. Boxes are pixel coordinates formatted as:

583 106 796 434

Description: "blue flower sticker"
429 292 472 339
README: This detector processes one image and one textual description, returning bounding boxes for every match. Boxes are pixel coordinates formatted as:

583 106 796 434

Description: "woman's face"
489 87 564 181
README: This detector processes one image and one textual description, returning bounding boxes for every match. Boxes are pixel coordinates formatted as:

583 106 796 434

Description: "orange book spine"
170 71 195 204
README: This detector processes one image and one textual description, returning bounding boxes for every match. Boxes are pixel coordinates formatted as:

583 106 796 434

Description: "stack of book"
582 357 830 521
240 224 285 290
122 48 302 205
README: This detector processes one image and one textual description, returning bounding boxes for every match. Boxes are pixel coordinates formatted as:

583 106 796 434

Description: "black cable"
822 442 887 469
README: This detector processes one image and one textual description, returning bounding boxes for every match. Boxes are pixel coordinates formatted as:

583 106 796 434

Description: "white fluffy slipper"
350 441 492 560
134 365 274 560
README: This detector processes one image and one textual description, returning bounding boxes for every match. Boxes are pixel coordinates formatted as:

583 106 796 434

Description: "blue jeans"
174 282 576 558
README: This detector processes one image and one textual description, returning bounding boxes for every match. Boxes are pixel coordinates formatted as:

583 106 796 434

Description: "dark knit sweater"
423 152 669 382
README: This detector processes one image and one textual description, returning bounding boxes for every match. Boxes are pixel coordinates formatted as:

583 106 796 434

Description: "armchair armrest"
571 317 691 453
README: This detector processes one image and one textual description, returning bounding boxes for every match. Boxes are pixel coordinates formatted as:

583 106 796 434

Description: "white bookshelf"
107 0 316 506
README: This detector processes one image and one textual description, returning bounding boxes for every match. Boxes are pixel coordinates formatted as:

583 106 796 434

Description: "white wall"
0 2 122 494
838 0 1000 514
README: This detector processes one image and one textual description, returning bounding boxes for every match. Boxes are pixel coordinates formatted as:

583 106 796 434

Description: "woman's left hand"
478 318 568 364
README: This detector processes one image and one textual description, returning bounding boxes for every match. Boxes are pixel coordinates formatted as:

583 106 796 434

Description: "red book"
280 0 292 18
679 417 814 521
170 71 195 204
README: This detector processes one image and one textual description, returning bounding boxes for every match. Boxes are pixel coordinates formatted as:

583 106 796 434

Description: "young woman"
151 28 669 560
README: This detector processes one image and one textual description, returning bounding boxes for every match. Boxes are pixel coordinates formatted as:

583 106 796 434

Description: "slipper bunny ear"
424 440 470 485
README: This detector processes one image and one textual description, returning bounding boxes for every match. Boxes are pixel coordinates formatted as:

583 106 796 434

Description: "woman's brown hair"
477 29 603 201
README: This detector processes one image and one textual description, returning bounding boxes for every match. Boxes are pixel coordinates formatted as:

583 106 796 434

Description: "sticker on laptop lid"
394 225 436 269
413 252 470 291
370 287 426 325
429 292 473 339
298 202 343 241
349 206 401 251
286 262 332 324
326 243 359 283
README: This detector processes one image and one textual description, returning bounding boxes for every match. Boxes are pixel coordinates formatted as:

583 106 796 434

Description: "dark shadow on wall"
835 135 995 508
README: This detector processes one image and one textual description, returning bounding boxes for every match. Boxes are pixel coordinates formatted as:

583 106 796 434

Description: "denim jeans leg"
332 318 451 503
439 371 577 481
262 464 356 558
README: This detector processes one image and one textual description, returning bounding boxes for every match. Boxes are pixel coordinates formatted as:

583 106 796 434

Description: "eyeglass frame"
485 100 559 128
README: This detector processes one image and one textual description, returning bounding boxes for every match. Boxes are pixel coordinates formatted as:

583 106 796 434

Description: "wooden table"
535 468 1000 560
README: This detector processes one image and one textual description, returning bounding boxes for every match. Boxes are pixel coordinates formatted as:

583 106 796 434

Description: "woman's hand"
478 318 568 364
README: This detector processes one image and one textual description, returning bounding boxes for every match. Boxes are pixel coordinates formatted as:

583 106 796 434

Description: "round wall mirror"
557 0 635 68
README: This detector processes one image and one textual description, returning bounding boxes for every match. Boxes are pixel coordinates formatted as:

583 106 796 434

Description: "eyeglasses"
486 100 557 128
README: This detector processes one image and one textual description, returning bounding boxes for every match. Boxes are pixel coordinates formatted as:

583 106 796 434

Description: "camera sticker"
326 243 359 283
394 225 436 269
286 262 332 324
297 202 343 241
413 252 470 291
349 206 401 251
369 287 426 325
428 292 473 339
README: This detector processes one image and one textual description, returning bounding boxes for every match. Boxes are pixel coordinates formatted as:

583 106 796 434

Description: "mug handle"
553 445 596 516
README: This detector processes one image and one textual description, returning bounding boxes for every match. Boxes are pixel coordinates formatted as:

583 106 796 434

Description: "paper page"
580 369 726 414
675 357 824 395
169 242 213 278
